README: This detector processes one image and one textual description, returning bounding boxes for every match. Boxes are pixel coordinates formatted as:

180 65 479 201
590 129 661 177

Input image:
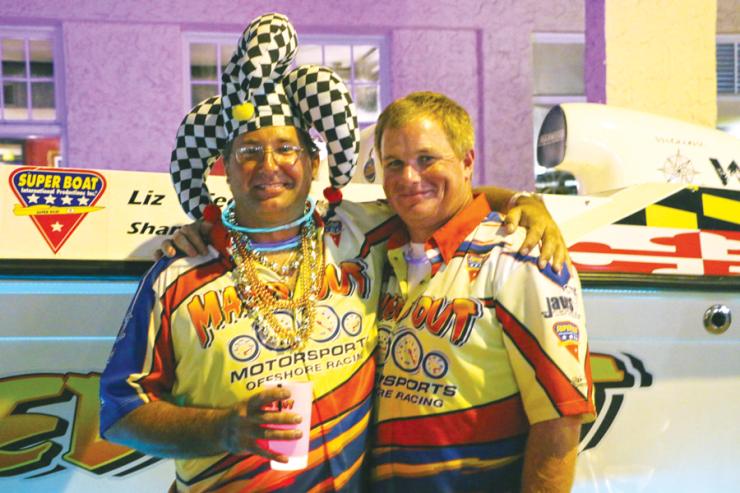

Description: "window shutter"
716 43 736 93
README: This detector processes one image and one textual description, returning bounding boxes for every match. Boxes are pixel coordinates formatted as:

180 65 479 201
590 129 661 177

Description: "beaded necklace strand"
225 200 324 351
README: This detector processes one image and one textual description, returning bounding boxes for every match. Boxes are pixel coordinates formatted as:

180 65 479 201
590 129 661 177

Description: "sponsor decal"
580 352 653 452
229 335 260 362
422 351 449 379
311 305 341 342
229 337 369 390
466 253 487 282
0 351 650 480
654 136 705 148
710 158 740 186
541 287 580 319
364 155 376 183
318 260 371 300
660 149 696 184
537 128 565 147
571 228 740 276
325 219 343 247
255 312 294 352
341 312 363 337
0 372 148 479
9 168 106 253
379 293 482 347
553 322 580 361
391 329 423 373
377 326 392 367
188 263 372 350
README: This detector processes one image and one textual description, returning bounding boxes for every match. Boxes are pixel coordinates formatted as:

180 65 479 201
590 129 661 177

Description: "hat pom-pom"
203 203 222 223
323 186 343 204
203 203 230 254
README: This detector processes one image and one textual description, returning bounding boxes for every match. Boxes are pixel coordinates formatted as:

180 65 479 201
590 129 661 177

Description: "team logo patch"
553 322 580 361
466 253 488 282
229 335 260 362
325 219 343 247
10 167 106 253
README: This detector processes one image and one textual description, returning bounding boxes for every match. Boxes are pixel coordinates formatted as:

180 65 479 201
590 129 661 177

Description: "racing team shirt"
100 200 401 493
372 194 596 493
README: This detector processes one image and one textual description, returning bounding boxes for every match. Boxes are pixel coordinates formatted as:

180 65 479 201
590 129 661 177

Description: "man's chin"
395 207 437 228
391 195 436 212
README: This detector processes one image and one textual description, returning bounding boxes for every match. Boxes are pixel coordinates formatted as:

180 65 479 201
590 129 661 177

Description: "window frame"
182 31 390 128
0 25 66 166
531 32 586 106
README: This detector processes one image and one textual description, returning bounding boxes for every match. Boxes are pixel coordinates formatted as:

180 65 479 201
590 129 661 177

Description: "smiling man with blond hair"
371 92 596 493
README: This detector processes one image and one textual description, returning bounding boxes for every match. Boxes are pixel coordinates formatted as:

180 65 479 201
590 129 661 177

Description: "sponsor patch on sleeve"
553 322 580 361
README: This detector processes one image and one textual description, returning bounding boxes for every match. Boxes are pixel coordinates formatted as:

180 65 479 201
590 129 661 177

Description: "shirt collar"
387 193 491 264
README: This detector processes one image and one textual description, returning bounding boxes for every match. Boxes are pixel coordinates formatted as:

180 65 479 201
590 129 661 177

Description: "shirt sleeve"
493 248 596 425
98 257 178 437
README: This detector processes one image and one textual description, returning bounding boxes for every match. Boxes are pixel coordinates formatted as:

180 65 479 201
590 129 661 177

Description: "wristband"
506 191 535 213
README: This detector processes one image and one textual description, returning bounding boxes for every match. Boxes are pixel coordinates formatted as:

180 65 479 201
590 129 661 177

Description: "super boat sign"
0 165 231 261
10 168 107 253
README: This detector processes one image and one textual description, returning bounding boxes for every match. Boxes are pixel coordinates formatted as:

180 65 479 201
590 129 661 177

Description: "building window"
0 26 64 167
183 32 389 127
531 33 585 195
716 35 740 138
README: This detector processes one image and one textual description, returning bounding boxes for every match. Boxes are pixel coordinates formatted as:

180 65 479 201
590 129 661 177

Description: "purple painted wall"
64 22 183 171
0 0 586 190
584 0 606 104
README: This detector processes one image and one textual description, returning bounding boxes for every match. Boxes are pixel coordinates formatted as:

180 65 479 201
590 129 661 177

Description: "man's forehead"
236 125 300 144
381 117 452 155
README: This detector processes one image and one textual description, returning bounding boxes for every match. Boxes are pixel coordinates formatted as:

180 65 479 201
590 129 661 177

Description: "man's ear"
222 157 232 184
463 148 475 181
311 154 321 180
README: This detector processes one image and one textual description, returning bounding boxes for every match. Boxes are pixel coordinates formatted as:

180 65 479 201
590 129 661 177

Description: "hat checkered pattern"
284 65 359 189
170 96 226 219
170 13 359 219
221 13 301 138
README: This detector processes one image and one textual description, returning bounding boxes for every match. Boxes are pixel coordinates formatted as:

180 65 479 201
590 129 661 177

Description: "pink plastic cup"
262 380 313 470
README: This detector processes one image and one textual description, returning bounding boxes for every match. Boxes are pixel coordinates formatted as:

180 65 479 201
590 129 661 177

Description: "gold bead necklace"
229 218 324 351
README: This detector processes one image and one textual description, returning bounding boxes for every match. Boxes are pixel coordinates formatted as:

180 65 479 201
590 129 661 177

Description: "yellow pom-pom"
233 102 255 121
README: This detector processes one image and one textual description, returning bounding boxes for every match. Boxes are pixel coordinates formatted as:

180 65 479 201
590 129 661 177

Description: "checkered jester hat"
170 13 360 219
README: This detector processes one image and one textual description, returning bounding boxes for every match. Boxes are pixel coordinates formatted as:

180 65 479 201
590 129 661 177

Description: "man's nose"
401 162 422 182
258 149 280 171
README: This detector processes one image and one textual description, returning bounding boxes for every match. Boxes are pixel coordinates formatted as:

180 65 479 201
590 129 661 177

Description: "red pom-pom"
210 222 230 254
323 186 343 203
203 204 222 223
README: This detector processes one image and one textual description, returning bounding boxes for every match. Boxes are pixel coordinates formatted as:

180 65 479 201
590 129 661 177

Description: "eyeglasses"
233 145 304 166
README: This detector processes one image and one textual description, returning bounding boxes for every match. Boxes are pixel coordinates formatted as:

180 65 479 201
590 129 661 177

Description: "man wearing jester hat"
100 13 569 493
